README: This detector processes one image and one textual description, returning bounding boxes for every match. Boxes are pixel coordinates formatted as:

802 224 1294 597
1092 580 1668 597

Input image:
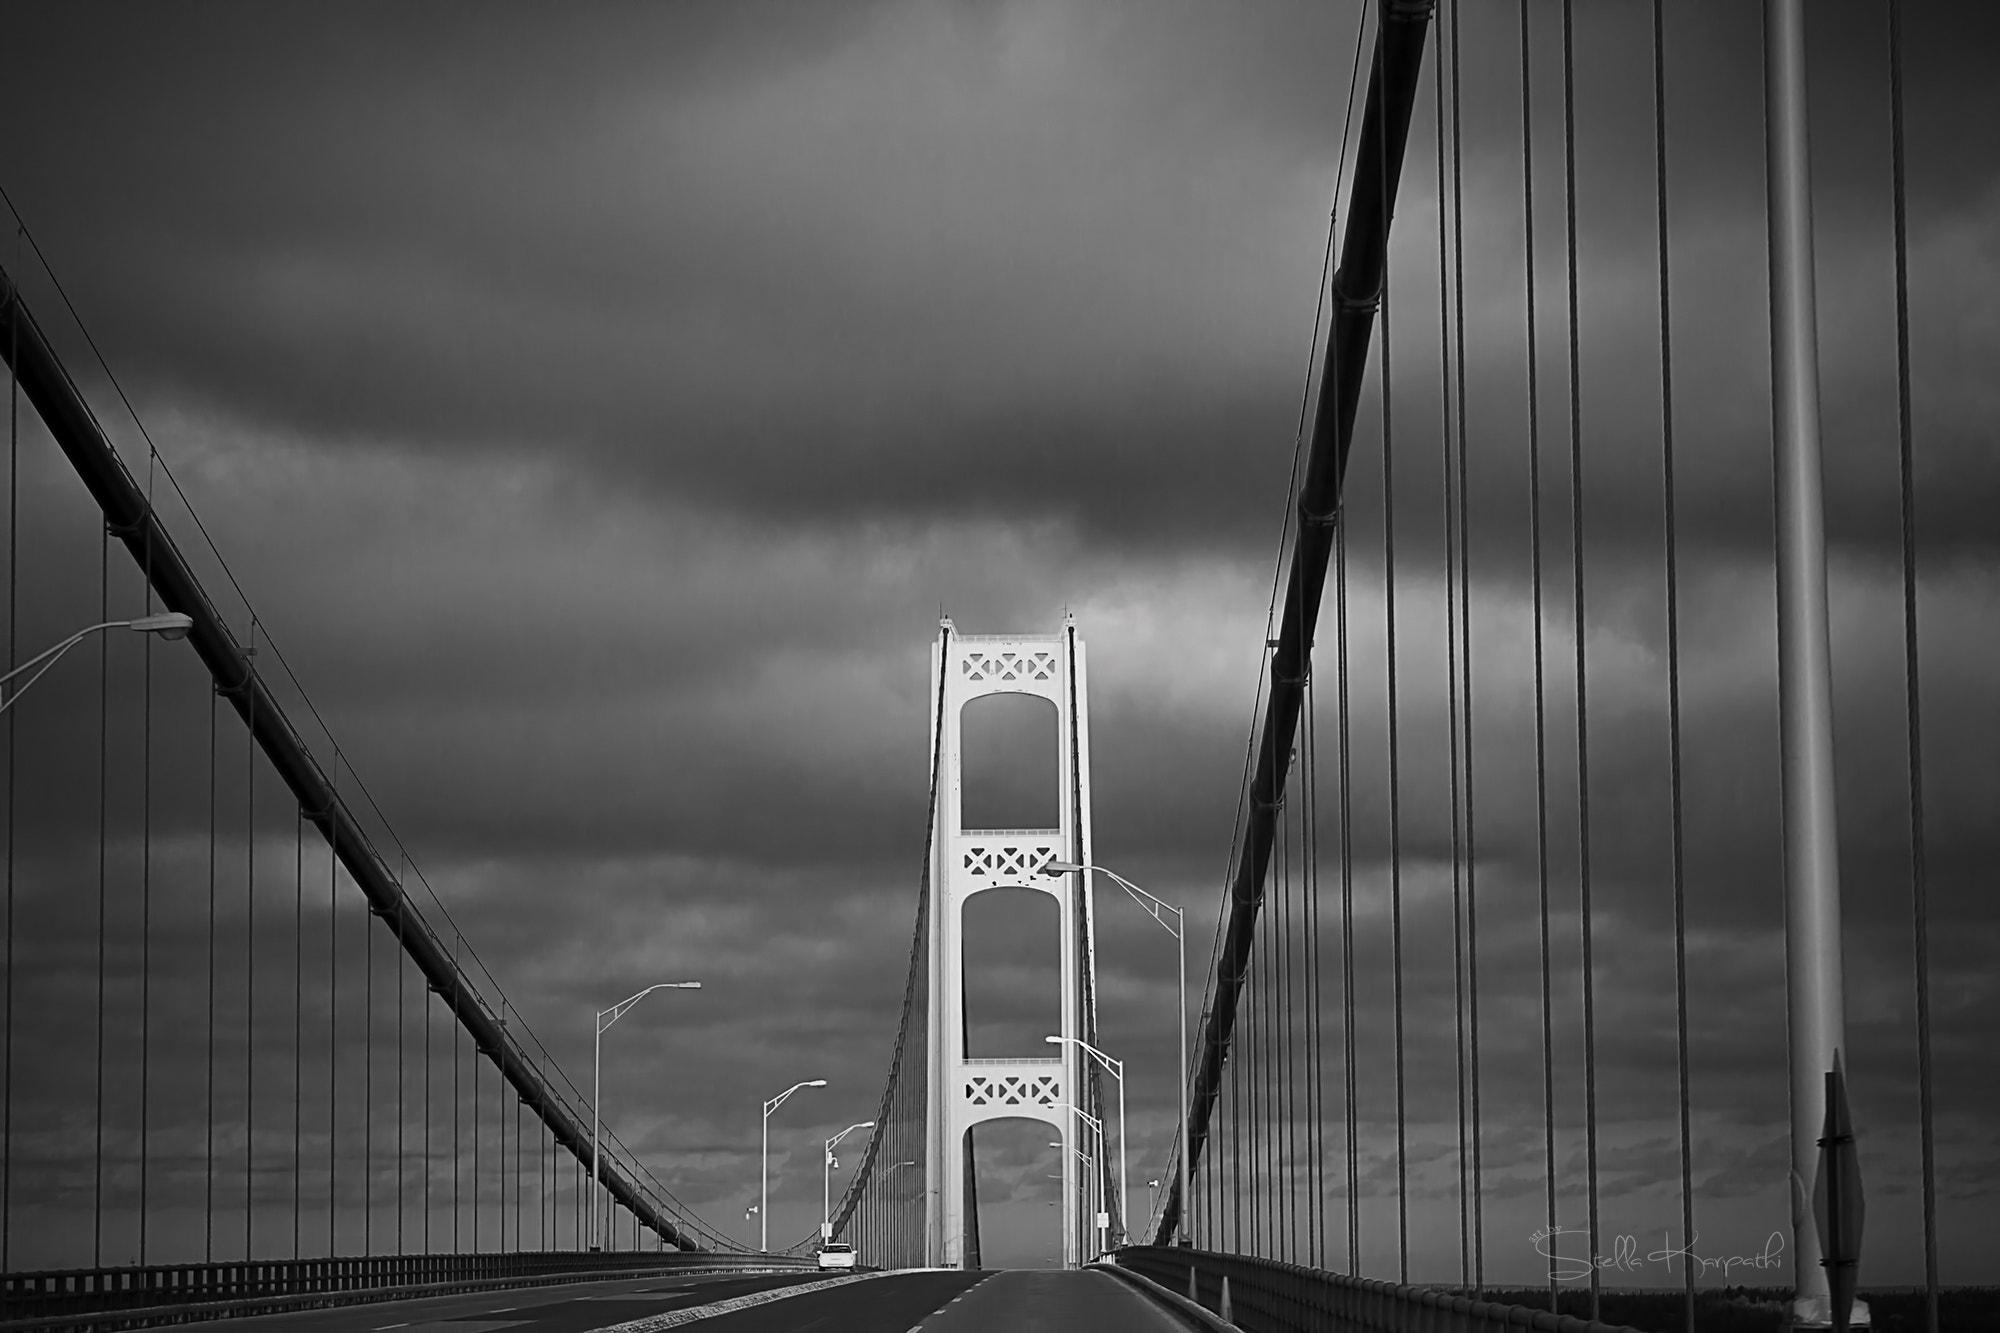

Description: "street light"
1043 859 1189 1246
592 981 700 1251
1049 1134 1101 1264
0 613 195 716
761 1079 827 1253
1049 1034 1127 1246
822 1121 875 1242
1052 1103 1107 1262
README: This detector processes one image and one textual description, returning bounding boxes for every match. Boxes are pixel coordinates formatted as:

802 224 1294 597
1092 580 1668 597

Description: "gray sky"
1 0 1994 1282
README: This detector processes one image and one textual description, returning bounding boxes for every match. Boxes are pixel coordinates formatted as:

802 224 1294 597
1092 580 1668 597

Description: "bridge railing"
1113 1248 1648 1333
0 1251 816 1328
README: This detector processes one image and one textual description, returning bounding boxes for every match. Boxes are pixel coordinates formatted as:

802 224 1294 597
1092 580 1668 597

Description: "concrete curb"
1090 1261 1239 1332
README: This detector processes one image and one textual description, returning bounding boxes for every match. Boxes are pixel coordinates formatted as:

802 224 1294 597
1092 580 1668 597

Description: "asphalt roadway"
219 1267 1206 1333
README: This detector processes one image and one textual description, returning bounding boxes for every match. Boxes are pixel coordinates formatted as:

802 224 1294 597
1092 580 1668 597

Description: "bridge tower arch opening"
926 617 1097 1269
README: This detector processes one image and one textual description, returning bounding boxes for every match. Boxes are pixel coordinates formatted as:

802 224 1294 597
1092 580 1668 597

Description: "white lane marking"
375 1324 408 1330
579 1272 890 1333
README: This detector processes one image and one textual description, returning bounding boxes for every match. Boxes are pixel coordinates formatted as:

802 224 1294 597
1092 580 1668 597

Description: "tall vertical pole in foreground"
1763 4 1850 1325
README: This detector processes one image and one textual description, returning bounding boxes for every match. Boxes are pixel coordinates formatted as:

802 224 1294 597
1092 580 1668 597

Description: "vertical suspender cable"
1648 6 1697 1333
1434 4 1471 1287
1306 669 1321 1268
472 1003 479 1253
517 1075 523 1250
95 530 108 1267
1277 756 1292 1261
540 1056 547 1252
1518 0 1560 1312
0 227 12 1278
140 454 154 1264
1338 514 1357 1274
1302 665 1318 1267
329 769 339 1253
244 620 257 1260
1251 716 1265 1255
1886 6 1939 1330
453 939 462 1253
1377 13 1410 1278
0 225 12 1282
1229 979 1240 1253
423 940 431 1254
294 806 303 1258
1447 0 1484 1290
207 688 218 1261
365 865 373 1255
1559 2 1604 1319
396 880 405 1255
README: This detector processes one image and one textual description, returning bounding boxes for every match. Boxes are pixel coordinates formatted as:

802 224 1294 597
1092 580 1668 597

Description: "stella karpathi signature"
1530 1226 1787 1283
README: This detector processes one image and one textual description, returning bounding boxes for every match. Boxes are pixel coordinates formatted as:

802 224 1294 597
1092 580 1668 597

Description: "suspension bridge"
0 2 1984 1331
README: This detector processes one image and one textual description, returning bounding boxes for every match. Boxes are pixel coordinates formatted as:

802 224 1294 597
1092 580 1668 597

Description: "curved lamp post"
1049 1131 1101 1265
0 613 193 716
761 1079 826 1252
822 1120 875 1242
1043 859 1188 1245
1049 1034 1127 1246
593 981 700 1250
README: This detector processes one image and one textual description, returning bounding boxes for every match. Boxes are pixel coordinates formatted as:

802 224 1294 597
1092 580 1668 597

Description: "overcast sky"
1 0 1994 1284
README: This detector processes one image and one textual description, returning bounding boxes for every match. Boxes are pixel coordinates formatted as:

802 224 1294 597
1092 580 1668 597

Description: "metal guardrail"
1114 1247 1650 1333
0 1251 817 1330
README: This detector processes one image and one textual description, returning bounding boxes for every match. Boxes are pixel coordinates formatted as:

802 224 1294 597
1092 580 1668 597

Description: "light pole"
761 1079 827 1252
592 982 700 1251
1048 1035 1127 1246
822 1121 875 1243
1044 860 1187 1246
0 613 193 715
1049 1135 1101 1263
1053 1102 1106 1261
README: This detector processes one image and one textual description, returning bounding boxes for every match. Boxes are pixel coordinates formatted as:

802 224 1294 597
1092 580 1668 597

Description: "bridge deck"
207 1270 1195 1333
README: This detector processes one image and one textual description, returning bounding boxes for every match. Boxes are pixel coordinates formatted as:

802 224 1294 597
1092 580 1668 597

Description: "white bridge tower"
925 616 1096 1268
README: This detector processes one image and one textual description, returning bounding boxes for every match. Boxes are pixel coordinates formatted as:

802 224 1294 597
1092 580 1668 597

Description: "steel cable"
1559 2 1604 1317
140 453 154 1264
0 226 12 1279
244 620 257 1261
330 772 340 1254
1434 3 1472 1288
1337 511 1357 1275
1304 667 1323 1270
207 687 218 1261
294 804 304 1259
1886 5 1939 1329
1 223 13 1280
1377 14 1410 1275
1647 6 1696 1332
1446 1 1484 1290
397 878 406 1255
365 874 374 1253
95 530 107 1266
1518 0 1560 1312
